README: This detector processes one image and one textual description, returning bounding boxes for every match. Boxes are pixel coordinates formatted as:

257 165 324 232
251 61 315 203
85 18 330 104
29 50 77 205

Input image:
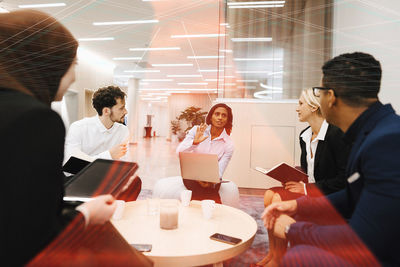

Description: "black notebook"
64 159 138 202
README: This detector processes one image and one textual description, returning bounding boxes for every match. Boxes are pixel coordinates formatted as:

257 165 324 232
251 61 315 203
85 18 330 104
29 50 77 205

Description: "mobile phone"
210 233 242 245
130 243 152 252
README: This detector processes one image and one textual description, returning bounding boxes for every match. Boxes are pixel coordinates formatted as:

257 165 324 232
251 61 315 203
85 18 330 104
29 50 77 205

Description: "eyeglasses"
312 86 336 97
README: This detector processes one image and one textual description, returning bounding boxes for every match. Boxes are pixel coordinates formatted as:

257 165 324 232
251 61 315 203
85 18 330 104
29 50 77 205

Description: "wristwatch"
284 224 291 238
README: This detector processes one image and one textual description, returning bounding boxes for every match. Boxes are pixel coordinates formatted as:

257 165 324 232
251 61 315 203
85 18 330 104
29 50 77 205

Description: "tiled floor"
127 137 266 197
127 137 181 190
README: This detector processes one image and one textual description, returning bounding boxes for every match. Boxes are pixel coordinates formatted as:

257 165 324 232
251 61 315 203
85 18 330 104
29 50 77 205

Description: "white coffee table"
111 200 257 267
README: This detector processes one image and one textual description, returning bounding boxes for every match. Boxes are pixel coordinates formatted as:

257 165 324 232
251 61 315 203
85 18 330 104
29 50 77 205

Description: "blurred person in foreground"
0 10 116 266
262 52 400 267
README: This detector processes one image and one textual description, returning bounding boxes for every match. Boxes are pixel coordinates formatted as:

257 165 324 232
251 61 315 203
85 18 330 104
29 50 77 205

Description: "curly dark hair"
322 52 381 107
92 86 126 115
206 103 233 135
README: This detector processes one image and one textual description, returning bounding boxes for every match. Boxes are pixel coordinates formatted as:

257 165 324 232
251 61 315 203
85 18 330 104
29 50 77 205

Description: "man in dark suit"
262 52 400 267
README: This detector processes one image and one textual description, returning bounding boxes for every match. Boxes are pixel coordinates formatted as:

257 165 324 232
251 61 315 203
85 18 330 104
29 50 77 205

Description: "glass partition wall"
220 0 333 99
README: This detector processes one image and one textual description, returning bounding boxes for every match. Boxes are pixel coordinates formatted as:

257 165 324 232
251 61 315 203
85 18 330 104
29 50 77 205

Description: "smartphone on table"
130 243 152 252
210 233 242 245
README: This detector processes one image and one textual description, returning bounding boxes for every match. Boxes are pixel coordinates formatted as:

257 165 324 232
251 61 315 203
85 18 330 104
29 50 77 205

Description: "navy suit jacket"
288 103 400 266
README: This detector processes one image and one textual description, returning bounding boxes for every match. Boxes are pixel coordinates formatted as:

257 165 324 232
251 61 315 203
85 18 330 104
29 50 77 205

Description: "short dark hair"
206 103 233 135
92 86 126 115
322 52 381 106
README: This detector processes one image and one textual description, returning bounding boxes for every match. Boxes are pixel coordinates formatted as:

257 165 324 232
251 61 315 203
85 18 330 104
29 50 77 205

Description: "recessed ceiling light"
231 37 272 42
129 47 180 51
151 63 193 67
19 3 66 8
220 49 233 53
198 69 224 73
171 34 226 38
166 74 202 78
113 57 142 60
187 56 224 59
142 79 174 82
124 70 160 73
177 82 208 85
227 1 285 5
168 91 191 93
229 4 284 8
93 20 158 26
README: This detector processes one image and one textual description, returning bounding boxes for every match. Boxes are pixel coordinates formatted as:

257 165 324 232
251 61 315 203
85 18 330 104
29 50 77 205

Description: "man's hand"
109 143 127 159
80 195 117 225
273 214 296 239
284 181 305 194
262 200 298 230
193 123 208 145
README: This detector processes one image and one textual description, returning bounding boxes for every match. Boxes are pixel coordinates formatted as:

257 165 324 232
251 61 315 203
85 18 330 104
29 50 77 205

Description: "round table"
111 200 257 267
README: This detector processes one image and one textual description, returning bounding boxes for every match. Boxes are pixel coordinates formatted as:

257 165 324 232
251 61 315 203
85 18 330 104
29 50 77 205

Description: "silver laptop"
179 152 220 183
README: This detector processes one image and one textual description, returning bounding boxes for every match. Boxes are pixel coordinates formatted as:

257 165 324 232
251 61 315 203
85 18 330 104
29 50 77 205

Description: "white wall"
333 0 400 112
217 99 307 189
69 47 115 121
137 101 169 138
168 94 216 140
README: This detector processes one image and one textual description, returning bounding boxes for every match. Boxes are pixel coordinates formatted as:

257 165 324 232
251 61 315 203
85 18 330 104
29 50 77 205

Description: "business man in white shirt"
65 86 129 162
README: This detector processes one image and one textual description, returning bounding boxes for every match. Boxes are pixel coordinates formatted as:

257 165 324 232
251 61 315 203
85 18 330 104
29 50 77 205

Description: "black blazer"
299 124 350 195
0 89 79 266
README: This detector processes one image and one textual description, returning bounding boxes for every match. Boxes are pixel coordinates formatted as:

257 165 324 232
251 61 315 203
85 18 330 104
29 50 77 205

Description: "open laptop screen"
179 152 220 183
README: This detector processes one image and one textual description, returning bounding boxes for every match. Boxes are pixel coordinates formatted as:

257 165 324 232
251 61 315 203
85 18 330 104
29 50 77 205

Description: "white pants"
152 176 240 208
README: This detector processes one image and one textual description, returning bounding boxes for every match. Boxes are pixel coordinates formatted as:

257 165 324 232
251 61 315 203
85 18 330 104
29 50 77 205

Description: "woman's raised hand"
193 123 208 145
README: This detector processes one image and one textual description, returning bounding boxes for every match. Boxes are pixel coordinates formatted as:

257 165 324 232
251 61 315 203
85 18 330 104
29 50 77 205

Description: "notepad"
255 162 308 183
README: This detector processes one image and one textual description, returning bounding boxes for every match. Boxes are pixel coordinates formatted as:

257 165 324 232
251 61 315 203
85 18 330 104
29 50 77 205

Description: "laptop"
64 159 138 202
179 152 220 183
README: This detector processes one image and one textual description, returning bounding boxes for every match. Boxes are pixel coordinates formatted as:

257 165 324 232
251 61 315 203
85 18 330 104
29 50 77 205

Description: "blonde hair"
301 88 322 116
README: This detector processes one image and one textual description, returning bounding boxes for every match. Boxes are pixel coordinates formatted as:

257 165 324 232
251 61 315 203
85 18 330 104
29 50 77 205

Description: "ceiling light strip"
229 5 284 9
227 1 285 5
151 63 193 67
93 20 159 26
129 47 180 51
171 34 226 38
19 3 66 8
231 37 272 42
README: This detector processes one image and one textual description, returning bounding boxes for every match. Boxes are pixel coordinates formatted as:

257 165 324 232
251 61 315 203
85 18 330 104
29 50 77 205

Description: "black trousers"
182 179 222 204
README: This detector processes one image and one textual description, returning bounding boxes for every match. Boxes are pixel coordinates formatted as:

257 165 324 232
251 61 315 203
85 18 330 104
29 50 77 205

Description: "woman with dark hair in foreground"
0 10 116 265
153 103 239 207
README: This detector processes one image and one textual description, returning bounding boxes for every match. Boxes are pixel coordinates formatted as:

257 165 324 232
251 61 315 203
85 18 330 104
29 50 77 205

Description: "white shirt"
65 116 129 162
300 119 329 185
176 125 234 178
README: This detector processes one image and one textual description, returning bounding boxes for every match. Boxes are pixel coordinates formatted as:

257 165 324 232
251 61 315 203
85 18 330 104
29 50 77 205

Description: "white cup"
112 200 125 220
201 200 215 220
180 190 192 207
146 198 159 216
